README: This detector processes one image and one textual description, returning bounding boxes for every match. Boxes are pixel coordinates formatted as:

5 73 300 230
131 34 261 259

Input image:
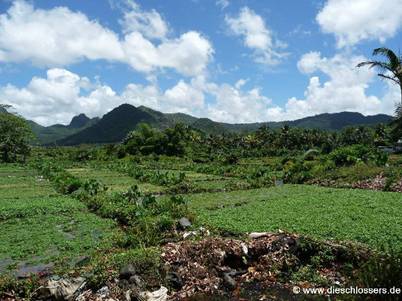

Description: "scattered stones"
161 233 365 300
352 173 386 191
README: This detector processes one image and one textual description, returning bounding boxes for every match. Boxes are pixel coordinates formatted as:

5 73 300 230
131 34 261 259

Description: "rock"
40 277 86 300
183 231 197 239
97 286 110 298
249 232 271 239
119 264 136 279
241 242 248 255
223 272 236 290
178 217 192 229
129 275 144 288
119 279 130 290
138 286 168 301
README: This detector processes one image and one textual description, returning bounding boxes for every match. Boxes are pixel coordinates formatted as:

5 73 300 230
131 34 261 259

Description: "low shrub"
53 172 82 194
355 246 402 300
329 145 388 167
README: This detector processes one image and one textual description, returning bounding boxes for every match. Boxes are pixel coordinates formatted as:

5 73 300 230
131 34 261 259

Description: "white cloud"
2 56 398 126
164 80 205 113
274 52 398 120
122 77 207 116
216 0 229 10
120 0 168 40
122 31 213 76
0 1 213 77
0 68 118 125
317 0 402 47
225 7 287 65
0 67 276 125
206 83 273 123
0 0 124 66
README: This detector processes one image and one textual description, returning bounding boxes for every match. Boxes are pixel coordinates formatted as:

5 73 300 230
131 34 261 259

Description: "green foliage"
124 123 189 156
53 171 82 194
0 111 34 163
356 246 402 297
124 163 186 186
283 160 313 184
329 144 388 167
87 185 191 246
188 185 402 249
0 165 119 276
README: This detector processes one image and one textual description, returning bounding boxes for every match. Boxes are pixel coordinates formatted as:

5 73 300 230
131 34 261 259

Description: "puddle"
15 262 54 279
0 258 14 273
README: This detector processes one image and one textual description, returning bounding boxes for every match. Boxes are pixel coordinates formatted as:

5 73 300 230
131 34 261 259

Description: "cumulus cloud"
0 67 277 125
0 68 122 125
317 0 402 47
120 0 168 40
225 7 287 65
2 59 398 126
0 0 124 66
273 52 399 120
205 83 273 123
122 75 274 123
121 30 213 76
0 0 213 76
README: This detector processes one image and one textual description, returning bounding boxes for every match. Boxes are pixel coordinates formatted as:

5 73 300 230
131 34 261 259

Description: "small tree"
357 48 402 140
357 47 402 104
0 108 34 163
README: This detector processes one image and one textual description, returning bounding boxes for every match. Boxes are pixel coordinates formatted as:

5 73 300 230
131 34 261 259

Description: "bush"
53 172 82 194
329 145 388 167
283 160 312 184
355 246 402 300
222 153 239 165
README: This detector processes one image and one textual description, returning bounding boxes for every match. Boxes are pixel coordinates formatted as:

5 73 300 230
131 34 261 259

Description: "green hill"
222 112 393 132
29 114 98 145
56 104 156 145
27 104 393 145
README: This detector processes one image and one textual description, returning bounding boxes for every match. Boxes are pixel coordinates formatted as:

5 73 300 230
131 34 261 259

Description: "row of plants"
31 159 193 247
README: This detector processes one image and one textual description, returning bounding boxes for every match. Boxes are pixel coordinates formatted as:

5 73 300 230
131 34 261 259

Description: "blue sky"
0 0 401 125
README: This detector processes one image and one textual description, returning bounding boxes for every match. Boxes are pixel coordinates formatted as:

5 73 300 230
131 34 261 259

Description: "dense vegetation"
0 107 33 163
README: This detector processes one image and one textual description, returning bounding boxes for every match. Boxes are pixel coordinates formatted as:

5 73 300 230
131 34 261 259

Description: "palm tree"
357 47 402 104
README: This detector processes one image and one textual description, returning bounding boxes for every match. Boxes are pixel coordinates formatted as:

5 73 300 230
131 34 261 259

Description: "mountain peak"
69 114 91 128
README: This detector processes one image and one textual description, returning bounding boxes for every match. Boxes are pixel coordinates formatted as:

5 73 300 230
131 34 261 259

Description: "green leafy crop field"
0 165 119 274
67 167 166 193
188 185 402 249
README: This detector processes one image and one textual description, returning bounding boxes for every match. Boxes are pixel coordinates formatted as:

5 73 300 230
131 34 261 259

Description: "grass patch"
188 185 402 249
